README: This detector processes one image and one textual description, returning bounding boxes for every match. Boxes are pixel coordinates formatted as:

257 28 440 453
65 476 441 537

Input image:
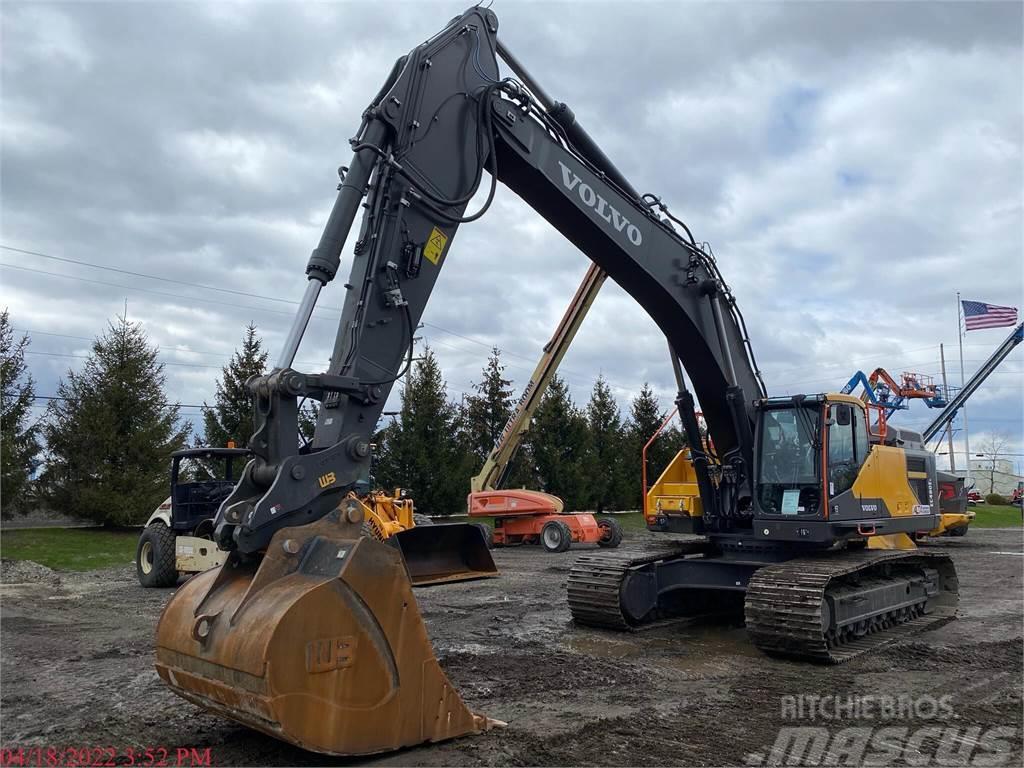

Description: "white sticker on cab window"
781 489 800 515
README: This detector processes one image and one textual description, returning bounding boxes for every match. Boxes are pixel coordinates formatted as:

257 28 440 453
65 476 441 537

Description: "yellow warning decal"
423 226 448 265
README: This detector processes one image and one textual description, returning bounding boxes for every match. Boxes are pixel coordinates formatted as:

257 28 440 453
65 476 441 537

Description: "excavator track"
567 541 712 629
569 545 958 664
745 549 958 664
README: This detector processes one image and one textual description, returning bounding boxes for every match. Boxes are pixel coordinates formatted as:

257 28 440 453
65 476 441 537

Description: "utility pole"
939 343 955 472
956 292 972 483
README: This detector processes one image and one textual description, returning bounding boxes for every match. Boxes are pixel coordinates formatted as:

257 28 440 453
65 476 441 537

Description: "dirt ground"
2 528 1021 767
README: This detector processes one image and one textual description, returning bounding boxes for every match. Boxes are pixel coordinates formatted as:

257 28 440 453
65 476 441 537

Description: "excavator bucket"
155 502 500 756
389 523 498 586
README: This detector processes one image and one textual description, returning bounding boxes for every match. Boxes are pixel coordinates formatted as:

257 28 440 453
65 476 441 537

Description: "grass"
1 527 139 571
3 506 1013 573
970 504 1022 528
459 507 1021 533
607 511 649 531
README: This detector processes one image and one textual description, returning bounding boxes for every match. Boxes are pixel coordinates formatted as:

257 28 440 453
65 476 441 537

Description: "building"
968 458 1023 497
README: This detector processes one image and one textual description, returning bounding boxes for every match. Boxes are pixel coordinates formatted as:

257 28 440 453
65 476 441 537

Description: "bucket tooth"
155 507 498 756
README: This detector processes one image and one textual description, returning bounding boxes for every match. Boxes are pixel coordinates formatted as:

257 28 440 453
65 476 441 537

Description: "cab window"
828 404 858 496
854 411 869 463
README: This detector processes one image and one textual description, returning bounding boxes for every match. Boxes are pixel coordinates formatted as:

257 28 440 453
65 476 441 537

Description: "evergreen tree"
202 323 267 448
462 347 514 464
298 402 319 446
373 347 470 515
583 375 628 512
1 311 42 517
41 315 190 525
528 375 591 509
624 383 686 509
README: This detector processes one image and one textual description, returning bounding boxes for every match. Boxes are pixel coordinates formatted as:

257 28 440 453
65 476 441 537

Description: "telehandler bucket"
390 523 498 586
155 500 500 756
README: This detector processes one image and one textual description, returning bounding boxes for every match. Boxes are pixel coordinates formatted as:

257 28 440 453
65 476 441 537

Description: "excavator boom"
208 7 765 554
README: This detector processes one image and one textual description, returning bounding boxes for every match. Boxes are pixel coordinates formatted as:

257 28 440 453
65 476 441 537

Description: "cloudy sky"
2 0 1022 474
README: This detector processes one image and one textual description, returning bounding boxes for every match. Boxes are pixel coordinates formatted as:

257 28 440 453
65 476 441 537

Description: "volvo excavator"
155 5 959 757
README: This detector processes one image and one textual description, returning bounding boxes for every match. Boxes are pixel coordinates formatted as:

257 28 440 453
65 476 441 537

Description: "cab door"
824 402 873 520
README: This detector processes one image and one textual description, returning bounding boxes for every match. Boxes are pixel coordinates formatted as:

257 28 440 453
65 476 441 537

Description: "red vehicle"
967 487 984 505
1012 483 1023 507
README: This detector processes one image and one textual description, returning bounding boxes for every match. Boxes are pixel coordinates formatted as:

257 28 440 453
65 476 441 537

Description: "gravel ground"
1 528 1021 766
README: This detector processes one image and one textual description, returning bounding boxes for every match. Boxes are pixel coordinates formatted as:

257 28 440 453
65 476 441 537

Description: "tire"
361 520 383 540
412 513 434 526
136 522 178 588
596 517 623 548
473 522 494 549
540 520 572 553
949 525 969 537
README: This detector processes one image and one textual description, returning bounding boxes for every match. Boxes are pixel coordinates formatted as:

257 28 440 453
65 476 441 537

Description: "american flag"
961 300 1018 331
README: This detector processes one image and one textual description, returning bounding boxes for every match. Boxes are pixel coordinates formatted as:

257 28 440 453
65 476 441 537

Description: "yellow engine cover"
645 449 703 523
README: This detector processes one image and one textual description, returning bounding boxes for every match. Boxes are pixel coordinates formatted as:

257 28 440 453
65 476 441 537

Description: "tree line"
1 309 685 524
373 347 685 515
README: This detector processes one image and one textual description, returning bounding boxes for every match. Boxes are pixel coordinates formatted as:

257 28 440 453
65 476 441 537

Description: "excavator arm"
214 4 765 554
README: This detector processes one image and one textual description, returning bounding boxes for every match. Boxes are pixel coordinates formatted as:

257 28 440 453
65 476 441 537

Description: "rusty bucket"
155 502 499 756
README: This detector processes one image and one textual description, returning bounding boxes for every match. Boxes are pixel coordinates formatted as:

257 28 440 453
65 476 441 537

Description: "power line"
0 244 307 307
1 262 302 319
2 244 593 375
5 242 1020 408
1 251 606 387
32 394 209 409
14 327 324 369
15 328 236 358
25 350 222 369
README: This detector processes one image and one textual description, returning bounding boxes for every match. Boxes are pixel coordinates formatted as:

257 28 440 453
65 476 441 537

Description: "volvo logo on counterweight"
558 160 642 246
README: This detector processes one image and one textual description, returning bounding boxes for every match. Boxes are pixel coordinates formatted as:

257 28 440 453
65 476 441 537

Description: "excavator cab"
755 400 827 518
753 395 941 546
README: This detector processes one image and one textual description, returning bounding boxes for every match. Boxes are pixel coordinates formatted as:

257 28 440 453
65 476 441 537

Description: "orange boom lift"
466 264 622 552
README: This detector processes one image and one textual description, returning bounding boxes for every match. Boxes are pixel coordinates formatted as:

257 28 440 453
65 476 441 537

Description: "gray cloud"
2 0 1021 471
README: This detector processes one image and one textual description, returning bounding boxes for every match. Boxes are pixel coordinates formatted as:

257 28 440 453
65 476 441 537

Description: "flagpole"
956 291 972 484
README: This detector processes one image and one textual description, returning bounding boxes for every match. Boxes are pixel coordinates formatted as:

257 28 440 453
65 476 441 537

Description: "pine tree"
41 315 190 525
463 347 514 464
528 375 591 509
373 347 470 515
1 311 42 517
624 383 685 509
202 323 268 448
298 402 319 446
584 375 628 512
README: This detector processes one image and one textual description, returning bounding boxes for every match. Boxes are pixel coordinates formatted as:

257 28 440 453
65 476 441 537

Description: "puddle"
440 641 494 655
0 583 43 599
